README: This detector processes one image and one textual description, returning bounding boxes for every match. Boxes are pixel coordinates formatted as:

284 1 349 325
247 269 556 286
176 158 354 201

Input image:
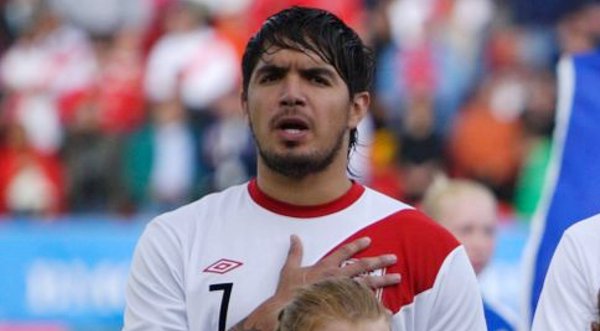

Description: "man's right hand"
229 235 400 331
275 234 400 302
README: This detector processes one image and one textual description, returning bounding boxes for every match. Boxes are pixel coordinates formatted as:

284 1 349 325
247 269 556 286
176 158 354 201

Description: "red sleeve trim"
324 209 461 313
247 178 365 218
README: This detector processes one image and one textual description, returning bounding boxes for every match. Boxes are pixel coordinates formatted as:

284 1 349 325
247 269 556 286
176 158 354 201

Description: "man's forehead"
255 46 334 69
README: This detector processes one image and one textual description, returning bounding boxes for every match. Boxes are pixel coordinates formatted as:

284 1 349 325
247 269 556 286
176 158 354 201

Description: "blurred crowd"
0 0 597 220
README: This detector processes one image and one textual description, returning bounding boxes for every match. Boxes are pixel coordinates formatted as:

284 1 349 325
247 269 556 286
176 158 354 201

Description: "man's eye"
311 76 330 86
259 74 279 83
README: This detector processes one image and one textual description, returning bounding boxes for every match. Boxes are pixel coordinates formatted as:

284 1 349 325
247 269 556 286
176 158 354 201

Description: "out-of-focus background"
0 0 596 329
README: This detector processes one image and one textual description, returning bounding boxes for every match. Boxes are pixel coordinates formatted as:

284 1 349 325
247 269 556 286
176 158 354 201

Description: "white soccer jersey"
123 180 486 331
532 214 600 331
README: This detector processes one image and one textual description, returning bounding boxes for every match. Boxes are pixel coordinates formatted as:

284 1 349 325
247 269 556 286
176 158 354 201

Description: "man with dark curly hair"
123 7 485 331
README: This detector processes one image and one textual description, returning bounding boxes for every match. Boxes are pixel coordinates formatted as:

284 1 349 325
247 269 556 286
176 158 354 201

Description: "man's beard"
251 127 347 179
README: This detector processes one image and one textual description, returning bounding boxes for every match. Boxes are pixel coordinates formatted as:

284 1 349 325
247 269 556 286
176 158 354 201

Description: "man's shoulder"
367 206 460 250
338 206 466 316
362 186 413 210
335 206 461 285
388 208 458 239
150 182 250 228
357 187 460 253
566 214 600 235
562 214 600 251
380 208 461 271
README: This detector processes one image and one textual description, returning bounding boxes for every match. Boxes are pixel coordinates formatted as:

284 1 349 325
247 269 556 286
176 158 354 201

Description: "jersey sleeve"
324 208 487 330
123 219 188 331
425 246 487 331
531 231 591 331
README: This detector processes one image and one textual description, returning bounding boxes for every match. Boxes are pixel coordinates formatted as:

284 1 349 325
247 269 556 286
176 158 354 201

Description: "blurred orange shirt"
449 103 524 187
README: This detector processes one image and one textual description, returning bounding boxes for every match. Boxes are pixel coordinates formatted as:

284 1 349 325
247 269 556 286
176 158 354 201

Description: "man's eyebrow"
300 67 338 79
254 64 287 77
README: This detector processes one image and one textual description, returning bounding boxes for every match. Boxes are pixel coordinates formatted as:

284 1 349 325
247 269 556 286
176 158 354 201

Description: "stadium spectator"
556 0 600 55
91 28 146 135
397 92 443 205
60 28 145 212
144 0 239 116
122 96 199 213
0 0 97 156
143 0 240 190
60 93 121 212
201 88 255 191
448 73 525 204
49 0 151 38
513 71 556 220
0 120 64 216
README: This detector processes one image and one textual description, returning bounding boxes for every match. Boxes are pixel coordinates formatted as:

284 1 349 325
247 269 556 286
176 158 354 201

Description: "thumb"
283 234 303 269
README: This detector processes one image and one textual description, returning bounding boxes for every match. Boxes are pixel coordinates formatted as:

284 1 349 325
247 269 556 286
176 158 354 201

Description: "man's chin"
268 145 315 161
255 128 346 179
259 151 334 179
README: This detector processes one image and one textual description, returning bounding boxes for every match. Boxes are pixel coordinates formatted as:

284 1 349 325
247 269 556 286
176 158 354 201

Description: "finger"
358 273 402 289
340 254 397 276
324 237 371 264
283 234 303 269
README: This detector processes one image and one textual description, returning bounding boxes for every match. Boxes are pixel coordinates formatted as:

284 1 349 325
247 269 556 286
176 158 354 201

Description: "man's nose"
279 76 307 107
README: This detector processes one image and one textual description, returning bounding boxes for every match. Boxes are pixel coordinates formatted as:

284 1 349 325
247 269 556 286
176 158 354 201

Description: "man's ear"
348 91 370 129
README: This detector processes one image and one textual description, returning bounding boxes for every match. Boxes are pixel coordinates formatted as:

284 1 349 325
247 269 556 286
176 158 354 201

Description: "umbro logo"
203 259 243 274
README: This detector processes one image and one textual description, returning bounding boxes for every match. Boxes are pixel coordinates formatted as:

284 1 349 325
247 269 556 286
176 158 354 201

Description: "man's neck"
255 162 353 206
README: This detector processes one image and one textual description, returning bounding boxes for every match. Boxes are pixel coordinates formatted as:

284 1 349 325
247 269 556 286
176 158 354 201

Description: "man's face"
242 47 368 179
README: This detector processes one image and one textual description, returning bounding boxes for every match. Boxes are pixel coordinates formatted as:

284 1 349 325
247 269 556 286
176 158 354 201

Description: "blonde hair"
421 175 497 222
276 278 390 331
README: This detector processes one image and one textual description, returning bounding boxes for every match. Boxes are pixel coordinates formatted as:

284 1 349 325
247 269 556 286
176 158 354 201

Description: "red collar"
247 178 365 218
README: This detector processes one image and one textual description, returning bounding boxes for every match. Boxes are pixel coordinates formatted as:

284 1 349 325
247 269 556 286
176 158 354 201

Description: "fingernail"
389 274 402 282
383 254 397 263
359 237 371 245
